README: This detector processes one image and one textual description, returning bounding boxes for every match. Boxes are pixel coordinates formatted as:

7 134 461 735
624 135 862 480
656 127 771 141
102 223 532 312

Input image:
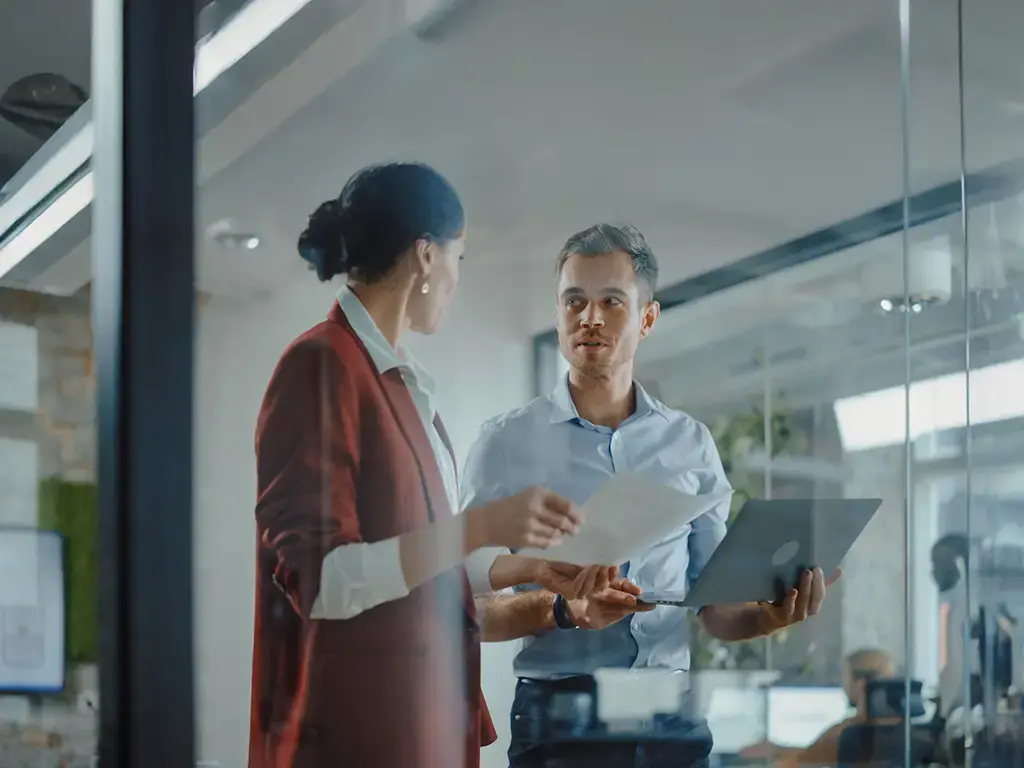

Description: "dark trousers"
508 677 713 768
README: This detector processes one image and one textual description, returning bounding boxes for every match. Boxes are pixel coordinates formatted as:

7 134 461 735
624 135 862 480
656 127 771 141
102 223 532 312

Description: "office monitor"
767 686 850 748
705 687 767 754
0 529 65 693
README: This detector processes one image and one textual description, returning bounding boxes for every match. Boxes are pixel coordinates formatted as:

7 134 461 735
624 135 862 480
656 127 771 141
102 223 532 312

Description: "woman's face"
408 233 465 335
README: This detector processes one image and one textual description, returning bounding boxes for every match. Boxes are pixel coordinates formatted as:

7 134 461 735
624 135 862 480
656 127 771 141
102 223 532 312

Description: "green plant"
711 407 801 523
688 404 804 669
37 478 98 664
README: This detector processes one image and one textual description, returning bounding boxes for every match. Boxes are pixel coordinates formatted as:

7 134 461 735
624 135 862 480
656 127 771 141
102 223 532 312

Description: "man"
460 223 835 768
931 533 969 594
931 533 978 717
739 648 896 767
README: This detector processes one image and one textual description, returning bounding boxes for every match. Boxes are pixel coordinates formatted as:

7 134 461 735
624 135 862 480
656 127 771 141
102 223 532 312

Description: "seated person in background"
931 533 978 717
740 648 895 767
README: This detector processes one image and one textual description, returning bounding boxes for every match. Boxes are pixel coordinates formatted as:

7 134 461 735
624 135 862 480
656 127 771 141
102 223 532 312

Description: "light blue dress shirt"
460 375 732 679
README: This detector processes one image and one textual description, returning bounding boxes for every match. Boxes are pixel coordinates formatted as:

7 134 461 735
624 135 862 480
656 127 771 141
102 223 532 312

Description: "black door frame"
92 0 196 764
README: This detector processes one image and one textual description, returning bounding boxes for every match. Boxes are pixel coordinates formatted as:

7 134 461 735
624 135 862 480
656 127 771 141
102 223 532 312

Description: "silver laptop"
678 497 882 608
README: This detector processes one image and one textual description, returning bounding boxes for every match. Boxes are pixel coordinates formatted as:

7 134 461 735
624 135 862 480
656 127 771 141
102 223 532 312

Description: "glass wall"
954 2 1024 762
0 295 97 767
197 1 923 766
2 0 1023 766
0 0 97 764
532 3 1024 767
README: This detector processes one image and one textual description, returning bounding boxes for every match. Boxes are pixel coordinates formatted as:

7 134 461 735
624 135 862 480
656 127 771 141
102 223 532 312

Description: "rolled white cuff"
465 546 509 596
309 538 410 620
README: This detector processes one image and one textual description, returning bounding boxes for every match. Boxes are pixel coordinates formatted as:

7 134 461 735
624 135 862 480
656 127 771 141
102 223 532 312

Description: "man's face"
556 251 658 378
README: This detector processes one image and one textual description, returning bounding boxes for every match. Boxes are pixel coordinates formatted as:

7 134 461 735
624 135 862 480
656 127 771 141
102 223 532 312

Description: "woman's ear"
413 237 434 278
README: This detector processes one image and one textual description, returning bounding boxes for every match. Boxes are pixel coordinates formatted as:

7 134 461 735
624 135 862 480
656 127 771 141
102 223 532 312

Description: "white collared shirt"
309 287 504 620
460 374 732 676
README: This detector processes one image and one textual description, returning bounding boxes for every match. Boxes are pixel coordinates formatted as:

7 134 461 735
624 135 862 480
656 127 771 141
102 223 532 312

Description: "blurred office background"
2 0 1024 766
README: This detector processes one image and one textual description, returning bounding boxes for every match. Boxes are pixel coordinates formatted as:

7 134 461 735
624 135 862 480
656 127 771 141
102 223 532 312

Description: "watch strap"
553 594 577 630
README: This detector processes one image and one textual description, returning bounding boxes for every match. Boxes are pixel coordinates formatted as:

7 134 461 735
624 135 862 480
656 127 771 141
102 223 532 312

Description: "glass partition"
0 1 97 764
956 1 1024 763
192 1 980 767
531 3 1024 767
5 0 1024 766
0 292 97 766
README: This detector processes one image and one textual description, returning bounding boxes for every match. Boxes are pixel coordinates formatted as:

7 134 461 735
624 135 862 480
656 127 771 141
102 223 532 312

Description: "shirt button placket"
609 431 620 472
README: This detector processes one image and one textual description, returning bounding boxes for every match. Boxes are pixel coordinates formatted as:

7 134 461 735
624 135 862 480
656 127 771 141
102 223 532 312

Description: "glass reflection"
0 0 996 765
0 292 97 765
633 188 1024 767
192 1 930 766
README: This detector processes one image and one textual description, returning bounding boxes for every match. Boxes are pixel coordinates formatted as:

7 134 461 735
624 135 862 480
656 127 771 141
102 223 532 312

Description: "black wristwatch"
552 594 577 630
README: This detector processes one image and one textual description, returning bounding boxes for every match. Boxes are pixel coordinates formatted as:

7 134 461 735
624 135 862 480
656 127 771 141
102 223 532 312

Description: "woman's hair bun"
298 199 350 281
298 163 464 285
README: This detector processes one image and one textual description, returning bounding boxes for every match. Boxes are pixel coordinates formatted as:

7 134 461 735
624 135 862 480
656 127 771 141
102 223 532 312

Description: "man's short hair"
555 223 659 301
846 648 894 681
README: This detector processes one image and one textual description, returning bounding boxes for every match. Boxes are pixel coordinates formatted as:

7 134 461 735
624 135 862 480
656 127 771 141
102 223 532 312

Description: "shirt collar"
547 373 668 424
548 374 580 423
336 285 436 395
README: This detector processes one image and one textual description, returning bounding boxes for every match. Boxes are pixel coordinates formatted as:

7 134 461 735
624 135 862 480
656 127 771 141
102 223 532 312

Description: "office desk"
511 676 712 767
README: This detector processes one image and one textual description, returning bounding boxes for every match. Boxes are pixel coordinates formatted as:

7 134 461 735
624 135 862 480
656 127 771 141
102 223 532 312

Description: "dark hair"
298 162 465 283
933 533 970 562
555 223 659 301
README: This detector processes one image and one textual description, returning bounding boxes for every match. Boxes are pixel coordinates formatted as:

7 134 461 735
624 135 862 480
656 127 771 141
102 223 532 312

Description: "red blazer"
249 304 496 768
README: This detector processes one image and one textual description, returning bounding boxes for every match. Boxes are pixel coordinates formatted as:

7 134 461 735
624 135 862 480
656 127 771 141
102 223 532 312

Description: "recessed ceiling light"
208 220 262 251
878 297 930 314
213 231 262 250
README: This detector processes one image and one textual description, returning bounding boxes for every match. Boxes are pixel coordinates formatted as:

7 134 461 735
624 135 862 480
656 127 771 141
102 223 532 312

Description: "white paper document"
519 472 732 566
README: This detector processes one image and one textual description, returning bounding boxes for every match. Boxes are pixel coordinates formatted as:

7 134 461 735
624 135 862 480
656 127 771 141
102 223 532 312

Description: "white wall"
193 263 534 768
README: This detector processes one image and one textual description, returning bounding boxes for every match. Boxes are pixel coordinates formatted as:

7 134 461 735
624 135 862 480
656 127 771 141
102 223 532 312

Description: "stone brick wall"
0 287 96 482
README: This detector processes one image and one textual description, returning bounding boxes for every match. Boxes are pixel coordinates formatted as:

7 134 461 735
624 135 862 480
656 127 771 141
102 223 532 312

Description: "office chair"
866 678 925 720
836 723 935 768
836 678 937 768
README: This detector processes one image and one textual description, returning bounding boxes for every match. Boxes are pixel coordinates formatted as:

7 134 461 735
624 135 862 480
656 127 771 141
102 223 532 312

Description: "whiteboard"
0 322 38 411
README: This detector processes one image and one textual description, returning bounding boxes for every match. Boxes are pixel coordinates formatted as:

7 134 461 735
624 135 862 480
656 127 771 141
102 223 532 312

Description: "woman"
249 163 608 768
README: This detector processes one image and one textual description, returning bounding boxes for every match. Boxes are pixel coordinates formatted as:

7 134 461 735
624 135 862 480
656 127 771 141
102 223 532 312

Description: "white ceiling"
194 0 1024 309
635 193 1024 422
4 0 1024 334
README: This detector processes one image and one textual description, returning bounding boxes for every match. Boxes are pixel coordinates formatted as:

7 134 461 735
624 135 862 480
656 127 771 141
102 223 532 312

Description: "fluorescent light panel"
194 0 312 92
834 358 1024 451
0 0 312 277
0 174 93 277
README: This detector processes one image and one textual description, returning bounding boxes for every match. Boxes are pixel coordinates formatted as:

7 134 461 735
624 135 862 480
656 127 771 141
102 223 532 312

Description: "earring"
421 281 430 295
